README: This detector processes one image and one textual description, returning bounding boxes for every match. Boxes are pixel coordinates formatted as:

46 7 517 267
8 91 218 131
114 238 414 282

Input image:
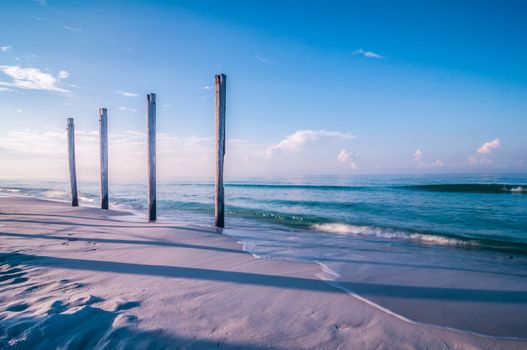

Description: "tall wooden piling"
99 108 109 210
215 74 226 227
147 93 156 221
67 118 78 207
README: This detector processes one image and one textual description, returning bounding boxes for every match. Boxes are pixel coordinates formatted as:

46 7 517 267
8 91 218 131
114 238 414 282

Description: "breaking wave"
403 183 526 194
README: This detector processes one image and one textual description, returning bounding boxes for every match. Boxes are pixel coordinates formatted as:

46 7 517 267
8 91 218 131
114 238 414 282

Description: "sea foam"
311 223 476 248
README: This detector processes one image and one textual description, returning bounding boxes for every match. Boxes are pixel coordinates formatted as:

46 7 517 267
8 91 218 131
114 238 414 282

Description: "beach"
1 196 526 349
2 0 526 348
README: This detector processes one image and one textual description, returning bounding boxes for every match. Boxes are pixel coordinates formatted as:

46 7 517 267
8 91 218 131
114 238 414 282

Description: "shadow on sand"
2 252 527 304
0 231 245 255
0 304 284 350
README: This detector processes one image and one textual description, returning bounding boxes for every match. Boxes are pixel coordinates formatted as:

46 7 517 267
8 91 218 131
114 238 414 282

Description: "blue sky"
0 0 526 181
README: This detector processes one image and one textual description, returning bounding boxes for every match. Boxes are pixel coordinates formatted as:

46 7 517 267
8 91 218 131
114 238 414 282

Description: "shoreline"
3 183 527 258
1 196 526 349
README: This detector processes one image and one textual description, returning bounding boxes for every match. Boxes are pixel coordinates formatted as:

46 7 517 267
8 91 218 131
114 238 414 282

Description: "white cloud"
432 160 444 167
0 128 67 155
0 128 218 180
202 86 212 90
227 138 248 145
413 149 443 168
33 0 47 6
467 154 491 166
116 90 138 97
63 25 82 32
476 138 500 154
158 134 212 148
264 130 355 157
118 106 137 113
58 70 70 79
337 149 350 163
337 149 359 170
1 45 12 53
352 49 384 59
255 55 274 64
413 149 423 162
467 138 501 166
0 65 70 93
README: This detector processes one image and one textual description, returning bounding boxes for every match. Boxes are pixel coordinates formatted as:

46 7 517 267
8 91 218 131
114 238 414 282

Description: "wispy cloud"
33 17 53 22
33 0 47 6
58 70 70 79
337 149 360 170
1 45 12 53
0 128 67 155
413 149 423 163
0 65 70 93
255 55 274 64
202 85 212 90
0 128 217 179
352 49 384 59
264 130 354 157
468 138 501 166
413 149 443 168
118 106 138 113
432 160 444 167
63 25 83 33
476 138 500 154
116 90 138 97
158 134 212 148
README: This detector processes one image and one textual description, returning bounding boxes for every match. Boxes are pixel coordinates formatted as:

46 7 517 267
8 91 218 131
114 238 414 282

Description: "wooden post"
67 117 78 207
215 74 226 227
99 108 109 210
147 93 156 221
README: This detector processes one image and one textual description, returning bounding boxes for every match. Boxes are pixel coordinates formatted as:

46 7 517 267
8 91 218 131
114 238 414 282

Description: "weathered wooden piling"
66 117 78 207
147 93 156 221
215 74 226 227
99 108 109 210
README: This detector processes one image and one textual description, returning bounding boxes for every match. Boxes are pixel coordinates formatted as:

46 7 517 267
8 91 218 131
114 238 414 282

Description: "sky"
0 0 526 182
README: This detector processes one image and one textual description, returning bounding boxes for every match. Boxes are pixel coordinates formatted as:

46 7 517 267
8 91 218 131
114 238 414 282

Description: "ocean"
2 174 525 254
2 174 527 333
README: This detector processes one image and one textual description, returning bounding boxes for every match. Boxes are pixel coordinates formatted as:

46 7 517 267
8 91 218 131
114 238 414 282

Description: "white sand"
1 196 526 349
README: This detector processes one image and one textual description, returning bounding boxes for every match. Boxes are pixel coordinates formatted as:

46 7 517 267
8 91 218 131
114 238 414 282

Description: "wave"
403 184 526 194
225 205 527 254
152 182 527 195
0 188 21 193
312 223 476 247
0 186 98 205
227 183 368 191
311 223 527 254
163 182 370 191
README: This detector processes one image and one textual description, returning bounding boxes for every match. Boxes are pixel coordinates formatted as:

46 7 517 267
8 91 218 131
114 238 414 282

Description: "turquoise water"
3 174 527 336
1 174 526 256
